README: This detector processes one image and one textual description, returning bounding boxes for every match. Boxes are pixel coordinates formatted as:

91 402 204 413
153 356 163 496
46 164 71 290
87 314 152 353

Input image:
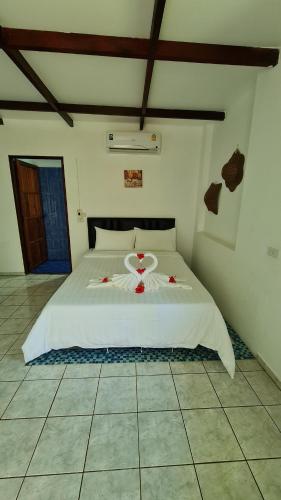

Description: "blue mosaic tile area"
27 322 254 366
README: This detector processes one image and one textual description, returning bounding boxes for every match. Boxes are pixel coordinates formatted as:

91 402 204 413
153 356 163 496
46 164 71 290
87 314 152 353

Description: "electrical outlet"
267 247 279 259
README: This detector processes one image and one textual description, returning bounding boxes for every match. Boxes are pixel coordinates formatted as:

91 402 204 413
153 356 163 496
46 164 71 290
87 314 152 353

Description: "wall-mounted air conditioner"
106 132 161 153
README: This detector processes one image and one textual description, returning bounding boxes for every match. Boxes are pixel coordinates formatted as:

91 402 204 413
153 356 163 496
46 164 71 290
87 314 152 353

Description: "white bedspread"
22 251 235 377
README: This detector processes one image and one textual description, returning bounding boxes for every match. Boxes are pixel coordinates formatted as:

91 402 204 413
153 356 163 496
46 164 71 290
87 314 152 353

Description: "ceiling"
0 0 280 122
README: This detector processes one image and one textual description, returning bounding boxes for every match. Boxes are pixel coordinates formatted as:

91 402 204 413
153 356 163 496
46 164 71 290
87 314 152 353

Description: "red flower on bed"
137 253 145 260
136 268 145 274
169 276 176 283
101 277 109 283
135 283 145 294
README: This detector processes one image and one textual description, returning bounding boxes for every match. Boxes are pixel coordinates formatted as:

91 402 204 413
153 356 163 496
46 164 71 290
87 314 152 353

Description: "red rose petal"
135 284 145 293
169 276 176 283
101 277 109 283
137 268 145 274
137 253 145 260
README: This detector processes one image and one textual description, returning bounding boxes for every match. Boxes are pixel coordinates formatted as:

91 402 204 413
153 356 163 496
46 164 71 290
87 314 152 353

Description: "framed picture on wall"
124 170 143 188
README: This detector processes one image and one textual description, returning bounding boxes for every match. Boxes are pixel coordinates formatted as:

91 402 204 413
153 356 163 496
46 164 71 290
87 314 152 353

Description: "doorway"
9 156 72 275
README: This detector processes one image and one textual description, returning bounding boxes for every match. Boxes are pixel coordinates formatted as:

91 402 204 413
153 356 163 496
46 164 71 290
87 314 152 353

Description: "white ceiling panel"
0 0 153 37
23 52 146 106
160 0 281 46
149 62 258 109
0 52 44 101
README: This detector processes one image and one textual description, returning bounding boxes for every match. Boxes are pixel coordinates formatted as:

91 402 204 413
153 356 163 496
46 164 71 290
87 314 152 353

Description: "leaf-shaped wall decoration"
222 149 245 192
204 182 222 215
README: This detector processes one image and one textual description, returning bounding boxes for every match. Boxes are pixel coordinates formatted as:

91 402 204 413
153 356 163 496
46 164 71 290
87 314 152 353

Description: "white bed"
22 250 235 377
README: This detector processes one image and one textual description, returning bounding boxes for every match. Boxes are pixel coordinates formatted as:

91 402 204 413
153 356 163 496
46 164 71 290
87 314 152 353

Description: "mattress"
22 250 235 377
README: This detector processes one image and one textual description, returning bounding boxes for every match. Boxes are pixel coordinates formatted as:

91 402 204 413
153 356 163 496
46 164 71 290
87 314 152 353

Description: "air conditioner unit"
106 132 161 153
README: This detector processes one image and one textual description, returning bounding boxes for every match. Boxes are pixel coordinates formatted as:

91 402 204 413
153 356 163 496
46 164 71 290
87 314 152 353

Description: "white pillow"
134 227 176 251
95 227 135 250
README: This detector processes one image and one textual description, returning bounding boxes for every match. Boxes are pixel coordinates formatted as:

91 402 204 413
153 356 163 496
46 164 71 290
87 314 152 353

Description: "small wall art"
124 170 143 188
204 182 222 215
222 149 245 192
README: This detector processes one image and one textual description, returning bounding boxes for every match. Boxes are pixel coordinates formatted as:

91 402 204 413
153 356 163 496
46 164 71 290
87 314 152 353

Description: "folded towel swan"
87 252 192 294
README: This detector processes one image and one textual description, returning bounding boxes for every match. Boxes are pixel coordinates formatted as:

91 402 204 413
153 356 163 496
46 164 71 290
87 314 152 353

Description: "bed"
22 217 235 377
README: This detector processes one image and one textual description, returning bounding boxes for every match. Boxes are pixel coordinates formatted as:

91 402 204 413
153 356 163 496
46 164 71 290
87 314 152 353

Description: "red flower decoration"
137 253 145 260
135 282 145 294
169 276 176 283
136 268 145 274
101 277 109 283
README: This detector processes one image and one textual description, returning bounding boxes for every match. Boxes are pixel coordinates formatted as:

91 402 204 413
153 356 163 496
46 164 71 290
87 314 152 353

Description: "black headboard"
87 217 175 249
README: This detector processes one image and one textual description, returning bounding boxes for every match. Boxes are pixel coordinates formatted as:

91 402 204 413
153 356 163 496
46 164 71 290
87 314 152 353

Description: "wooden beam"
0 27 278 67
0 116 3 125
3 47 73 127
0 100 225 121
140 0 166 130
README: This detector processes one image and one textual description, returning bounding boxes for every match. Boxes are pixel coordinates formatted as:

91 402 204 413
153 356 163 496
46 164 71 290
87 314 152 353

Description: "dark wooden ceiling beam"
140 0 166 130
0 27 278 67
0 100 225 121
3 47 73 127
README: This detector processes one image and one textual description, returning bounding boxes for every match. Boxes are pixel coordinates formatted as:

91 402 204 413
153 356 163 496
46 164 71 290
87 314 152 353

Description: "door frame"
9 155 72 274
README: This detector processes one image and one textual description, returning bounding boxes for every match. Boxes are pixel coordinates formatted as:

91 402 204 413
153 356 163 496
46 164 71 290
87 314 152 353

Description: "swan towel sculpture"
87 252 192 294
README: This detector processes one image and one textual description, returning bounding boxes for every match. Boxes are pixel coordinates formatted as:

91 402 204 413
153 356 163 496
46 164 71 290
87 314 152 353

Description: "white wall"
193 63 281 381
200 81 256 246
0 117 204 272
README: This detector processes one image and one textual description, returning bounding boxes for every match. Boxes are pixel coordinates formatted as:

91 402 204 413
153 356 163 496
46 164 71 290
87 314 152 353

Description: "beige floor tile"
0 478 23 500
136 362 170 375
26 364 66 380
28 416 91 475
50 378 98 416
3 379 59 418
196 461 262 500
174 373 221 409
236 359 263 371
209 372 260 406
80 470 140 500
137 375 179 411
170 361 205 374
0 318 31 334
63 363 101 378
183 408 243 463
18 474 82 500
244 371 281 405
0 418 45 477
225 406 281 459
139 411 192 467
0 354 30 381
266 405 281 431
100 362 135 377
141 465 201 500
0 305 19 319
85 413 139 471
0 296 27 306
95 376 137 414
249 458 281 500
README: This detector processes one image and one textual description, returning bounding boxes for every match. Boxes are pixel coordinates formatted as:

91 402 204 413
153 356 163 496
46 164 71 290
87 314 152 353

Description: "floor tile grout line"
239 370 281 436
15 364 68 500
77 362 102 500
205 369 266 500
3 402 279 421
135 363 142 500
169 362 204 500
2 456 281 482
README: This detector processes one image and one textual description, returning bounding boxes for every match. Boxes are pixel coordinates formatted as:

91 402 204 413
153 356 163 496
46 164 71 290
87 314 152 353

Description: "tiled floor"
0 274 281 499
